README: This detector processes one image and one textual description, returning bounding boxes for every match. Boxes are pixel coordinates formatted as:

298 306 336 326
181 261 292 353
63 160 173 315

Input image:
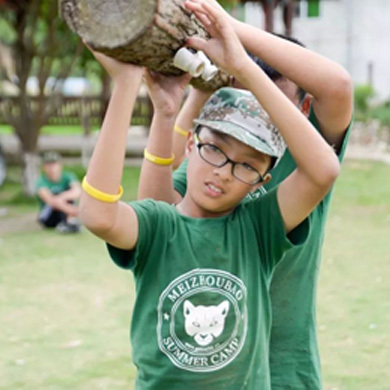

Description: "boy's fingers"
180 73 193 84
186 36 207 52
195 11 213 29
144 69 155 86
201 1 226 27
184 0 214 24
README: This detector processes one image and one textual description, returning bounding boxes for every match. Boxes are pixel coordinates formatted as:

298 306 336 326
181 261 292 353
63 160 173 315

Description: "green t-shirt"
107 188 309 390
172 108 352 389
265 109 351 389
35 171 78 208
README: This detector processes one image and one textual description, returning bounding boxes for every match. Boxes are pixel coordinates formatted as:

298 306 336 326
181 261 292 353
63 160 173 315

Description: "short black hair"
248 34 307 104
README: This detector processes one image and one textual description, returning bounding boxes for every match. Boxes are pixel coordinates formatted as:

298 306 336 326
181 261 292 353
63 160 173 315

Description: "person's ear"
185 131 195 158
253 173 272 190
300 94 312 118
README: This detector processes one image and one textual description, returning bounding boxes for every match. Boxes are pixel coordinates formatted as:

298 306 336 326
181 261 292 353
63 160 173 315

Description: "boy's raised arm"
79 51 143 250
185 0 340 233
193 0 353 149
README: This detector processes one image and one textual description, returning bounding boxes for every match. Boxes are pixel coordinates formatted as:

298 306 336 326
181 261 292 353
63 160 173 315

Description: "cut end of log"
60 0 157 49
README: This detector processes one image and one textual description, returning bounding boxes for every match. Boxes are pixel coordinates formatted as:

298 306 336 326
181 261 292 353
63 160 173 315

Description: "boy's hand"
184 0 249 76
86 44 143 82
144 70 192 118
187 85 214 104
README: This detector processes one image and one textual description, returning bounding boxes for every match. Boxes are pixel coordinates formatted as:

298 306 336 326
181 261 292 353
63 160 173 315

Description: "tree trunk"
60 0 229 91
21 152 40 197
81 97 93 169
15 120 41 197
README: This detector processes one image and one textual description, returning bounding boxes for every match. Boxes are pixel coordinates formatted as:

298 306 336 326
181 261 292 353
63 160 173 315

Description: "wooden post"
59 0 229 90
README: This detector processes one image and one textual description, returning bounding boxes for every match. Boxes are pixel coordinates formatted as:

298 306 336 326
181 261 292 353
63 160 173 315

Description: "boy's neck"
176 195 235 219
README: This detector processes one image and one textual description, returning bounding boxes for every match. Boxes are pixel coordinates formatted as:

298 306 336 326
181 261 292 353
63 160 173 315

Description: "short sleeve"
173 159 188 197
308 107 353 162
245 187 310 274
106 200 171 275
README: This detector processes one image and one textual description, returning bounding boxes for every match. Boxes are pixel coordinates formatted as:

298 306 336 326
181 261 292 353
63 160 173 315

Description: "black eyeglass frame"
193 128 266 186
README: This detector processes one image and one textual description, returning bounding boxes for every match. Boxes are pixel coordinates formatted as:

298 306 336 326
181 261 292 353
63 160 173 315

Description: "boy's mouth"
205 182 224 196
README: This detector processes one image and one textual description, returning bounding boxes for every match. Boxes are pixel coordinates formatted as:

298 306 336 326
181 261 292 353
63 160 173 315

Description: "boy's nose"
213 162 233 182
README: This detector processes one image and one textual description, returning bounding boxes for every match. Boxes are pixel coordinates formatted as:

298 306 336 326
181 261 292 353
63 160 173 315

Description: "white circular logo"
157 269 247 372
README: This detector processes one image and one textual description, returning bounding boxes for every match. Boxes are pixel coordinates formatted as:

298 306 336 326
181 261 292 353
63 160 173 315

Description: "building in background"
244 0 390 102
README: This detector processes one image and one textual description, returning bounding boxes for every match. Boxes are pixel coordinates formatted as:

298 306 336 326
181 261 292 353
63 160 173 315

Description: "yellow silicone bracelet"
174 125 189 137
144 149 175 166
82 176 123 203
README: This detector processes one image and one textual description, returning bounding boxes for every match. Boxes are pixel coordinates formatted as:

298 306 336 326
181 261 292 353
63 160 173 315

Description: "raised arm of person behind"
204 0 353 149
172 87 213 168
137 70 192 203
184 0 340 232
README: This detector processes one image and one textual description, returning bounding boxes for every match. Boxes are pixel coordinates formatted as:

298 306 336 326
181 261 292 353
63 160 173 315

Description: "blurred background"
0 1 389 389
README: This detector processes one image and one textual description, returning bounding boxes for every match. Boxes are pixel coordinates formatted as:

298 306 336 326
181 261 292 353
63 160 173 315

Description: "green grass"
0 125 100 136
0 160 389 389
318 160 390 390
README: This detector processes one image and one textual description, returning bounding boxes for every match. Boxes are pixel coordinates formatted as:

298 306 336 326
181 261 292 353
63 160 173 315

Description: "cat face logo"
157 269 247 372
184 300 230 346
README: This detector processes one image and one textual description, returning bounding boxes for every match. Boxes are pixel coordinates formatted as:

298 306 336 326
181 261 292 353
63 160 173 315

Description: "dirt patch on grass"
0 210 39 236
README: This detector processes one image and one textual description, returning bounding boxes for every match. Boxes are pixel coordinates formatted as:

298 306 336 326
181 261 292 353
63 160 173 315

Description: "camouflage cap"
194 87 285 160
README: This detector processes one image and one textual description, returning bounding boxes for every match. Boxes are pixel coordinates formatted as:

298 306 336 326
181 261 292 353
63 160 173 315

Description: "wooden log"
59 0 229 91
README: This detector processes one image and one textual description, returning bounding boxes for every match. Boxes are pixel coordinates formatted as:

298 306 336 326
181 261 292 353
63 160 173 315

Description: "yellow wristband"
174 125 189 137
144 149 175 166
82 176 123 203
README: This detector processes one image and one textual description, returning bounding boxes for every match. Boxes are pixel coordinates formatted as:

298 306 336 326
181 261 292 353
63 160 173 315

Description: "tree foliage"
0 0 85 195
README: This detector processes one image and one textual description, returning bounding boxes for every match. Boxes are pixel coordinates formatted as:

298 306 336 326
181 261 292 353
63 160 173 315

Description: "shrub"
354 84 375 113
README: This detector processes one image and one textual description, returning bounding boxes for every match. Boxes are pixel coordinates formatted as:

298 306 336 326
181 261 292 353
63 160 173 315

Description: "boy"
35 151 81 233
79 1 340 388
138 1 353 388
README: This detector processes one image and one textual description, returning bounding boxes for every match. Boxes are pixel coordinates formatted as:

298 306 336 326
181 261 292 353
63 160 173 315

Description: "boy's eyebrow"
204 130 269 163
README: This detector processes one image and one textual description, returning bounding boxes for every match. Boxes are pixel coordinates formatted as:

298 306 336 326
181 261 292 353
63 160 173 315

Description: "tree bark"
4 0 83 197
60 0 229 91
22 151 40 197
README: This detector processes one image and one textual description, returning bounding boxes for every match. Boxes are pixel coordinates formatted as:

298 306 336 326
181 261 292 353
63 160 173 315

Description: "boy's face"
184 127 272 218
43 161 62 182
274 78 311 117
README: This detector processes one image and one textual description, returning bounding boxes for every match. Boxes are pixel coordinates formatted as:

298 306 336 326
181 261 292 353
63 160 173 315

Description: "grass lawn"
0 160 389 389
318 160 390 390
0 125 99 136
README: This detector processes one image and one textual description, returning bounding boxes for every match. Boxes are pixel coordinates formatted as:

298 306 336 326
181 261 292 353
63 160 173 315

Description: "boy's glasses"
194 131 265 185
